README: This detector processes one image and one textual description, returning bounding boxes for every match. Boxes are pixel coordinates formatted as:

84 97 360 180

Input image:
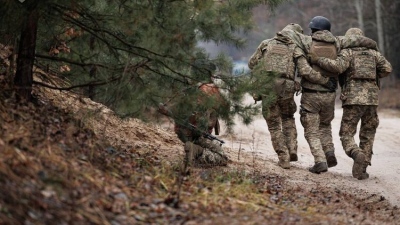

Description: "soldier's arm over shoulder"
339 35 378 50
295 47 329 84
316 49 351 74
248 39 271 70
375 51 392 78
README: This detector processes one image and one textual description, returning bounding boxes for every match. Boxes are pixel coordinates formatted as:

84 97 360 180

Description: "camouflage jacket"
248 38 273 70
315 47 392 105
294 31 379 92
248 31 299 99
248 30 297 78
296 30 340 91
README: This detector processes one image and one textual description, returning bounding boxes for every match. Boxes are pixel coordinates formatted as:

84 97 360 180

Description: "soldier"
248 23 304 169
309 28 392 179
295 16 340 174
159 61 228 167
293 16 381 174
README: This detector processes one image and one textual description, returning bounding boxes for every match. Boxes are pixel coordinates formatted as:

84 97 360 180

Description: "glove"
323 77 337 92
308 52 320 64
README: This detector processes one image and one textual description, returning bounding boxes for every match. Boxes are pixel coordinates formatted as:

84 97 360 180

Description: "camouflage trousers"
340 105 378 165
262 97 298 162
184 137 228 167
300 92 336 163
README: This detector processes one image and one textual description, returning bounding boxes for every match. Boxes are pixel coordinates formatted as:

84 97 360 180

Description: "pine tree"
0 0 284 131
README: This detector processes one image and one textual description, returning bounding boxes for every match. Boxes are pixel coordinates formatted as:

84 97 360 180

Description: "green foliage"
0 0 285 130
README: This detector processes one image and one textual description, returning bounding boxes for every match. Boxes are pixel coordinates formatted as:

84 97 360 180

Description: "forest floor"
1 73 400 224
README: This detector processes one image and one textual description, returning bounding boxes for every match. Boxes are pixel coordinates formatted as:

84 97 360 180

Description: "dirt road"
223 95 400 207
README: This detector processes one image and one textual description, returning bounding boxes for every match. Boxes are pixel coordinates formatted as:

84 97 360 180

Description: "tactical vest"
310 41 337 77
262 41 296 80
348 49 376 80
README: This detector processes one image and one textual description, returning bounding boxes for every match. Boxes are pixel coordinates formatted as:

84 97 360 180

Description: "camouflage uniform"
294 28 379 170
248 23 303 168
296 30 340 169
184 137 227 167
313 28 392 179
176 82 228 167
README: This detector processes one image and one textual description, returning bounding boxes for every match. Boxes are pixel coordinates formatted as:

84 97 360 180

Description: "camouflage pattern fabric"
262 97 298 161
340 105 379 165
292 31 379 88
315 47 392 105
184 137 228 167
299 30 339 92
248 24 301 163
294 30 339 165
248 38 273 70
313 29 392 171
300 92 336 163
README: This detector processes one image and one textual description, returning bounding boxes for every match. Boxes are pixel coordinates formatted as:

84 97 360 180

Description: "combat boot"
351 151 366 179
358 172 369 180
278 159 290 169
308 162 328 174
290 153 298 162
184 142 195 165
325 151 337 168
358 162 369 180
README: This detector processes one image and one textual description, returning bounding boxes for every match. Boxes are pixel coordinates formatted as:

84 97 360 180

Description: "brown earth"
0 69 400 224
224 95 400 207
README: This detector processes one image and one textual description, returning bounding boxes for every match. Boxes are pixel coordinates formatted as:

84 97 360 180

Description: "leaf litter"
0 64 399 225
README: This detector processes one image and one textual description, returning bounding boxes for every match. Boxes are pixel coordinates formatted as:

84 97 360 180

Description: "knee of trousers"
300 112 319 130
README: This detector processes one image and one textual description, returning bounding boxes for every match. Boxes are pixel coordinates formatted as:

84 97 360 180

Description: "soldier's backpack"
310 41 337 77
349 49 376 80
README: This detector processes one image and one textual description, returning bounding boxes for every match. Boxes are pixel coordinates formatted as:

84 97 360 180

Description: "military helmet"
284 23 303 34
308 16 331 31
345 28 364 36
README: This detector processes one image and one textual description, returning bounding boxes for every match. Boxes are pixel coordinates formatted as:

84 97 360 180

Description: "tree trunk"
88 35 97 100
14 9 39 102
354 0 364 31
375 0 385 55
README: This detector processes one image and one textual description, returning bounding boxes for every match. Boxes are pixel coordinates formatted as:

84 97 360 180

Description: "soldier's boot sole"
325 151 338 168
308 162 328 174
352 152 366 179
278 160 290 169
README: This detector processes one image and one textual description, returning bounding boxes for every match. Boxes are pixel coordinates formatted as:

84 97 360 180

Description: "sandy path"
223 95 400 206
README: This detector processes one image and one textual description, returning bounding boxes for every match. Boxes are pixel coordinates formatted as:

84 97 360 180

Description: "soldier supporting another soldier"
309 28 392 179
295 16 340 174
293 16 380 174
248 23 303 169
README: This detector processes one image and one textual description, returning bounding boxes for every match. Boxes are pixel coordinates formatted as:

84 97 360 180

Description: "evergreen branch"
142 65 188 84
52 4 194 69
33 76 122 91
35 53 111 69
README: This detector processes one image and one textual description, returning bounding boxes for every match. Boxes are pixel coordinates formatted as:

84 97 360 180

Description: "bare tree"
375 0 385 55
354 0 364 31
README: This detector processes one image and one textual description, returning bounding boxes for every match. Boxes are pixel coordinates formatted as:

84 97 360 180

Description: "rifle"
188 123 225 145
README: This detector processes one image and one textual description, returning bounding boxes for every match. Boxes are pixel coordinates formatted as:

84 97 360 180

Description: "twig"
237 130 242 161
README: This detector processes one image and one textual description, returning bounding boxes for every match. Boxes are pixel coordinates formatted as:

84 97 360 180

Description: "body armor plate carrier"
263 42 296 79
310 41 337 77
349 49 376 80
